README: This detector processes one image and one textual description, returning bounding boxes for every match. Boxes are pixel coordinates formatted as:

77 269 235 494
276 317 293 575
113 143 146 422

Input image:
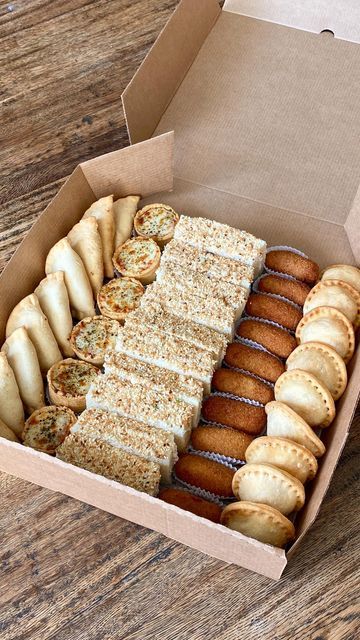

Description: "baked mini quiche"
112 237 160 285
47 358 101 413
22 406 77 454
70 316 119 366
134 203 179 246
97 277 144 322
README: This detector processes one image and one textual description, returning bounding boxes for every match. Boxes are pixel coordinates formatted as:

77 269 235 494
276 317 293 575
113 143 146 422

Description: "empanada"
274 369 335 428
6 294 62 374
245 436 317 483
0 352 25 436
296 307 354 363
321 264 360 293
45 238 95 320
68 217 104 297
303 279 360 328
232 462 305 515
35 272 74 356
83 195 115 278
286 342 347 400
220 501 295 548
2 327 45 414
113 195 140 249
0 417 19 443
265 401 325 458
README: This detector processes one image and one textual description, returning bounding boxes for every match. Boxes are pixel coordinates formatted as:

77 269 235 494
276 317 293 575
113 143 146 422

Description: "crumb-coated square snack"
236 318 297 359
202 395 266 435
224 342 285 384
212 367 274 405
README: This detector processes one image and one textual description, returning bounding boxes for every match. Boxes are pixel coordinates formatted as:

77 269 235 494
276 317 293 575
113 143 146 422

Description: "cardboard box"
0 0 359 580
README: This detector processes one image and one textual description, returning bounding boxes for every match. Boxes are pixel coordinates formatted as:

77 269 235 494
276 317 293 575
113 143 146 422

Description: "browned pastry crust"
236 318 297 359
202 396 266 435
258 274 311 306
224 342 284 383
245 293 302 331
265 250 319 284
191 425 253 460
159 487 222 523
174 453 235 497
212 367 274 404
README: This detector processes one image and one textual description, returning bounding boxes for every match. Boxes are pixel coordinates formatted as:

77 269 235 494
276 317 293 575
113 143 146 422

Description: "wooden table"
0 2 359 638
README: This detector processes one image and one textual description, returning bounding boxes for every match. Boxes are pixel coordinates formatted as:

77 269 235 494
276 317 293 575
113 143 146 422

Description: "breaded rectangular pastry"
70 408 177 483
156 261 248 319
173 216 266 275
104 352 203 424
86 373 194 451
140 282 236 338
126 303 227 364
56 433 160 496
115 325 216 393
162 240 254 288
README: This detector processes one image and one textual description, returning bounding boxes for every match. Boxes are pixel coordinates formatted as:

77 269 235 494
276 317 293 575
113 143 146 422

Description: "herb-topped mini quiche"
113 237 160 285
70 316 119 366
97 277 144 322
134 203 179 247
47 358 101 413
22 405 77 454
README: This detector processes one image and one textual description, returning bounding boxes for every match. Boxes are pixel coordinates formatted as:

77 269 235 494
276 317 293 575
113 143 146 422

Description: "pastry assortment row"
0 196 358 551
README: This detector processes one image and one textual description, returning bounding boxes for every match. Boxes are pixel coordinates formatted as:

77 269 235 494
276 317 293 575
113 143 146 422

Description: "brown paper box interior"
123 0 360 564
0 0 359 580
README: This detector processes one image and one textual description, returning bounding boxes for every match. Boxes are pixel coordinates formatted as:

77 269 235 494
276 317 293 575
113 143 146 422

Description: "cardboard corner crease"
0 0 359 579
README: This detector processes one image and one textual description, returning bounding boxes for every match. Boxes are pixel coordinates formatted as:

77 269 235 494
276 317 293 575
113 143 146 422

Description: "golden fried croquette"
212 367 274 404
258 274 311 306
265 250 319 284
202 395 266 434
224 342 284 383
174 453 235 497
245 293 302 331
158 487 222 523
236 318 297 359
191 425 253 460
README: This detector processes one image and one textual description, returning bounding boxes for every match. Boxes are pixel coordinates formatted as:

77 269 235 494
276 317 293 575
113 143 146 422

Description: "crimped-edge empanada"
0 352 25 436
83 195 115 278
303 279 360 328
245 436 317 483
221 501 295 548
265 401 325 458
321 264 360 293
113 195 140 249
35 272 74 357
2 327 45 414
275 369 335 428
45 238 95 320
68 217 104 297
232 462 305 515
6 294 62 374
286 342 347 401
296 307 354 364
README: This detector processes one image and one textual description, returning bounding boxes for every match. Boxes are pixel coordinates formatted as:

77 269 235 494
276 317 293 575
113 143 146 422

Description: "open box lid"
122 0 360 263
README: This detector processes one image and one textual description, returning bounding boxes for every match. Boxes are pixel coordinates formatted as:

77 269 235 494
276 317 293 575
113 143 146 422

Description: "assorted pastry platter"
0 193 359 550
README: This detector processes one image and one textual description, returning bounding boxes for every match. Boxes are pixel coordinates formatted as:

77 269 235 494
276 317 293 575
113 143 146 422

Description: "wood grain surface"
0 2 359 638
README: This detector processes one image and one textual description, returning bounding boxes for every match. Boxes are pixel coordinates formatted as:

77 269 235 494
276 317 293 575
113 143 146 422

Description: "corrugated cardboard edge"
121 0 221 144
0 439 287 580
223 0 360 43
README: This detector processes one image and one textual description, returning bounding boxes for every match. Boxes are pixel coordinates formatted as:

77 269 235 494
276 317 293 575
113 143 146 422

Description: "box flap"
81 132 174 199
223 1 360 44
122 0 220 144
123 1 360 239
0 439 287 579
